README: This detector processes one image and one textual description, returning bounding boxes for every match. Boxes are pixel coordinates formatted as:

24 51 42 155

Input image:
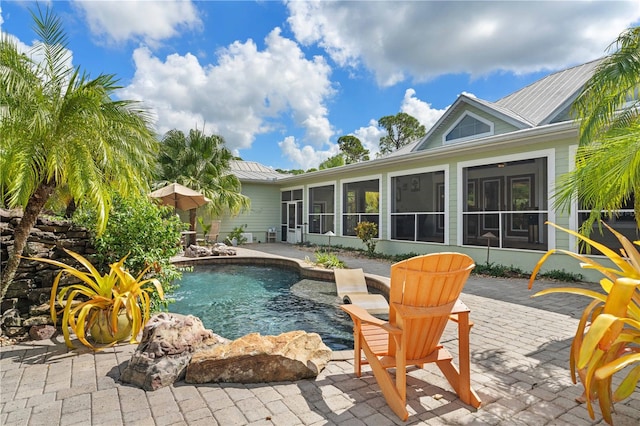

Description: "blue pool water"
170 264 355 350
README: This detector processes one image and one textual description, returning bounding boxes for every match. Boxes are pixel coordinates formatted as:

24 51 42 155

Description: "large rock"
29 324 56 340
120 312 228 391
185 330 332 384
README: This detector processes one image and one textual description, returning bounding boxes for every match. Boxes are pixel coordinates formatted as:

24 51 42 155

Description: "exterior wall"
185 182 281 244
279 126 610 283
221 182 281 243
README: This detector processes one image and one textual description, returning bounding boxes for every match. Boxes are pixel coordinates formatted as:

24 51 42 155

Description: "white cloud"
400 89 447 130
287 0 640 86
279 136 339 171
119 28 335 155
72 0 202 46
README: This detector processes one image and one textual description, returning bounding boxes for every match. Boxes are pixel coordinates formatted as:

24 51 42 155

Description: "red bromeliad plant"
528 222 640 424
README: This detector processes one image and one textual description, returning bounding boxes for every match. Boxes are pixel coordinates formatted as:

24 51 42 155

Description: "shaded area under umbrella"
150 183 209 246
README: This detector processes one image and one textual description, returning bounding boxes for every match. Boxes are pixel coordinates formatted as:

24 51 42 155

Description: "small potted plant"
25 249 164 351
528 222 639 424
225 224 248 246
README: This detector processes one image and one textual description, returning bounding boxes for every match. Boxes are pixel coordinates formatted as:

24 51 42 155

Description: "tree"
337 135 370 164
377 112 426 155
555 26 640 233
157 128 250 232
0 7 158 300
318 154 345 170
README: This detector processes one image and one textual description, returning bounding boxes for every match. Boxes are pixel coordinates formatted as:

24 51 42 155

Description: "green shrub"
74 194 185 311
538 269 584 282
311 251 345 269
226 224 248 245
355 221 378 256
472 262 528 278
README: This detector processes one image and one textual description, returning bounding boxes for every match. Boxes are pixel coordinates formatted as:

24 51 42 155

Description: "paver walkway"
2 243 639 425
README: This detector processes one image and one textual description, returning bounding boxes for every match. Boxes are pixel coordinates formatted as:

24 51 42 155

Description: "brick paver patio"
2 244 639 425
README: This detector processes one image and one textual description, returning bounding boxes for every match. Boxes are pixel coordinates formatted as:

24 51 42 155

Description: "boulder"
29 324 56 340
211 243 236 256
120 312 228 391
185 330 332 384
184 245 209 257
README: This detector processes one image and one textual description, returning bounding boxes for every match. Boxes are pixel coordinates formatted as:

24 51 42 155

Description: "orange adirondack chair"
341 252 481 421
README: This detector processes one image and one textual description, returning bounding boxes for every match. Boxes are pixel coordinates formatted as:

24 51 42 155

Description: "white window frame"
387 165 449 244
339 174 382 238
456 149 556 249
307 180 337 235
443 111 494 144
568 144 579 251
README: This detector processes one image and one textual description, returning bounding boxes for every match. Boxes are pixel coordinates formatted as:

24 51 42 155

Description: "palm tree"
157 128 250 232
555 26 640 233
0 8 159 300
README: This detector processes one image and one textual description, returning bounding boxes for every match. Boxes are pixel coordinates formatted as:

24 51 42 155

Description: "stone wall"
1 208 94 338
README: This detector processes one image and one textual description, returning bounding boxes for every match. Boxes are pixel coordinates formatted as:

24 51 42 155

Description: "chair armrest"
340 304 402 335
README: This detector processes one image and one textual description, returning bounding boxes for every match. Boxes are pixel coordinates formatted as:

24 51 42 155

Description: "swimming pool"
170 263 356 350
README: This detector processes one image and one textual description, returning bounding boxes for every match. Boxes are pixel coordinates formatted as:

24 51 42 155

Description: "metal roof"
229 160 289 182
495 58 603 125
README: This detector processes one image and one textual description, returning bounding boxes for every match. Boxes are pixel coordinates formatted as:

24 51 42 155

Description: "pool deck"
2 243 639 425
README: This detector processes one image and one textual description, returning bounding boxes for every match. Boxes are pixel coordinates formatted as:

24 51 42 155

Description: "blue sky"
2 1 639 171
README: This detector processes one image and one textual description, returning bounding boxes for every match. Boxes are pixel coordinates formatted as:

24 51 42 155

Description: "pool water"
170 264 356 350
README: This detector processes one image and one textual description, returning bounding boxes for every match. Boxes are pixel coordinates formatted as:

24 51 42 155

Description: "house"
203 59 637 281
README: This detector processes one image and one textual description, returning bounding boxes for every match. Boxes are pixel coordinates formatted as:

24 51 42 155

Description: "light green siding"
188 182 281 244
223 182 281 243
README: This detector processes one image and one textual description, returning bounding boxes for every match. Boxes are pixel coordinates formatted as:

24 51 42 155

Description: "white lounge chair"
334 268 389 315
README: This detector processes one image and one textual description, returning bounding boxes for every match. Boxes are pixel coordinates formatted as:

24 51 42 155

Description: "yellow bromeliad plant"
528 222 640 424
25 249 163 351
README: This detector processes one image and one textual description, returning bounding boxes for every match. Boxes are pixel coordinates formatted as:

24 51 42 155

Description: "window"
445 112 493 143
342 179 379 236
308 185 335 234
578 194 638 255
390 170 445 243
462 158 548 251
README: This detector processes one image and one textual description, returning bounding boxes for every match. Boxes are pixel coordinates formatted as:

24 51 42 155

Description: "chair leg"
437 360 481 408
437 310 481 408
353 327 362 377
361 342 409 421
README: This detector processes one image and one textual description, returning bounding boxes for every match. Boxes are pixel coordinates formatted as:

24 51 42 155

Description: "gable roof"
412 58 603 152
229 160 289 182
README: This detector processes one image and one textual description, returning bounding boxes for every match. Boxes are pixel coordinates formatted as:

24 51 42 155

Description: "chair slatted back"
388 253 474 360
207 220 221 242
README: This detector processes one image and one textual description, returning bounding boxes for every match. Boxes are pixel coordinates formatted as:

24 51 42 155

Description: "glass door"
286 202 302 243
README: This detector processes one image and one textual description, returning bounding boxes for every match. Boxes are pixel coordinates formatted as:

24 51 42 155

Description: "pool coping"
172 248 391 361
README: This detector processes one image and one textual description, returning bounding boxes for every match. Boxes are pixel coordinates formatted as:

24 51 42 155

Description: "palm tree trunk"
1 182 56 301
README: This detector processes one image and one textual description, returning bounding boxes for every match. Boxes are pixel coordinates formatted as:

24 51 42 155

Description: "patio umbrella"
150 183 209 247
149 183 208 211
